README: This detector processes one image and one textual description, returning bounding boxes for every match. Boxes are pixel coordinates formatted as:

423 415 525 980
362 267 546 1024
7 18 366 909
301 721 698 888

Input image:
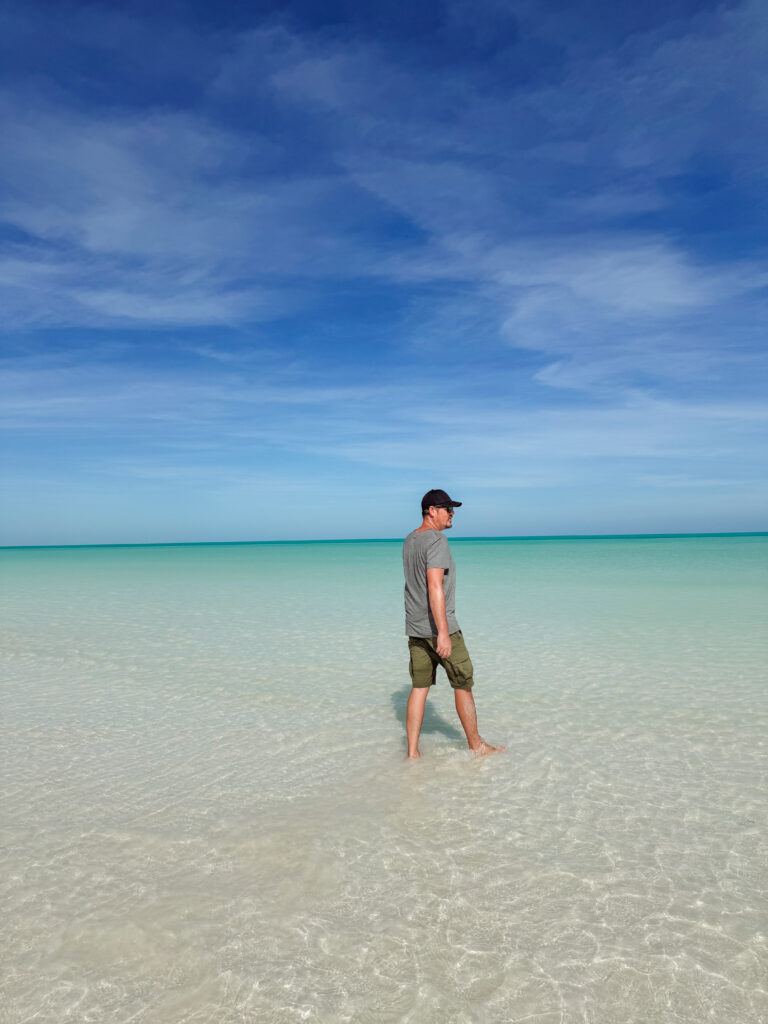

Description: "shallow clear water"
2 536 767 1023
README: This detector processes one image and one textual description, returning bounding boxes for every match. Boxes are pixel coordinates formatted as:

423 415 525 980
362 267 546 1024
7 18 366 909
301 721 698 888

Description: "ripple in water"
2 537 766 1022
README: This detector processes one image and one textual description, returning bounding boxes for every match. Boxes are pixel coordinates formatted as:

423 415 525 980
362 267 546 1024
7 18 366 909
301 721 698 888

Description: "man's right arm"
427 567 451 658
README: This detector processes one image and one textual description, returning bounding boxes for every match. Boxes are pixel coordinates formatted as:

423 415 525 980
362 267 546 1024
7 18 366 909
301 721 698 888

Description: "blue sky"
1 0 766 544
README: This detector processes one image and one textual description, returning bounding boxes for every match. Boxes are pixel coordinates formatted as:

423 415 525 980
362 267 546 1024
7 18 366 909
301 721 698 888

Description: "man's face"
432 505 455 530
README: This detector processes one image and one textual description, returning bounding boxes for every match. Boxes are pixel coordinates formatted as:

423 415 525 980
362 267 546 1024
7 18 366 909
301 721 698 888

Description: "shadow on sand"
390 685 464 743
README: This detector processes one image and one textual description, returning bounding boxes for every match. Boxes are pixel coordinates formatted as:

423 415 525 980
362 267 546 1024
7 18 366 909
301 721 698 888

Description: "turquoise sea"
2 535 767 1023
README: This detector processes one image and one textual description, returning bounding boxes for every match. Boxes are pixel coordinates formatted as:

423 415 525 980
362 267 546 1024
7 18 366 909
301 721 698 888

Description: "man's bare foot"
407 751 421 759
470 741 505 757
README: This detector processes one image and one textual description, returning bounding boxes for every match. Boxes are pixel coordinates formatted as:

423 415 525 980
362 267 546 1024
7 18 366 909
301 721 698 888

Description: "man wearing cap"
402 489 504 759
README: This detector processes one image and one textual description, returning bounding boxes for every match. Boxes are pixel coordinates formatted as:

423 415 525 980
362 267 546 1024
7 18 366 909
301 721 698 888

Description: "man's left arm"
427 567 451 658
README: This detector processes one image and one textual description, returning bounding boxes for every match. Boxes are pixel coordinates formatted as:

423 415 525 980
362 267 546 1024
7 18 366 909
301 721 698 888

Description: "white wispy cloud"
6 342 762 478
1 0 766 347
1 0 766 542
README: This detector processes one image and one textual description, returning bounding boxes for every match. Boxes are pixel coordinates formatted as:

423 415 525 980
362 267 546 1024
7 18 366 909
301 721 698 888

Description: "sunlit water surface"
2 536 767 1023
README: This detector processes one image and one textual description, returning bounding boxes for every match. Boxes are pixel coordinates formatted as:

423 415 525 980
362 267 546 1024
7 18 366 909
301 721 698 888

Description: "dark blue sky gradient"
1 0 766 543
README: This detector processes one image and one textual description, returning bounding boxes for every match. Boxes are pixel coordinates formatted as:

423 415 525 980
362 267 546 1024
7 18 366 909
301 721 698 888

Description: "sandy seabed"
2 537 767 1023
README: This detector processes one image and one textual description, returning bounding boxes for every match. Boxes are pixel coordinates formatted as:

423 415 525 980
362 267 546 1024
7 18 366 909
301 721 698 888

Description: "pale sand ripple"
1 537 766 1023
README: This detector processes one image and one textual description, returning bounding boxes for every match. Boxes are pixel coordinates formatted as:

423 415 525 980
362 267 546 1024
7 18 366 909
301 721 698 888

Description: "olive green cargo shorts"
407 630 475 691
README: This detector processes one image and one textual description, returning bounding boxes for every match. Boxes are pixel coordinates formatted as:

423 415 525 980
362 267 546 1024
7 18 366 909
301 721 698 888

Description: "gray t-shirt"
402 528 459 637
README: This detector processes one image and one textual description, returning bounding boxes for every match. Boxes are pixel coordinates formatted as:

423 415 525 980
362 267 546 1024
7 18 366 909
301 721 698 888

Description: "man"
402 488 504 759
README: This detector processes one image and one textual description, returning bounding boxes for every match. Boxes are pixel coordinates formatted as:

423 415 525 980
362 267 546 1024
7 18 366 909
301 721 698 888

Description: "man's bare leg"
454 688 505 756
406 686 430 758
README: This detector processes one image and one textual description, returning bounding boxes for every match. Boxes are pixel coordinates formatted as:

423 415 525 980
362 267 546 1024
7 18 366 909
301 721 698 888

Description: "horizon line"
1 531 766 551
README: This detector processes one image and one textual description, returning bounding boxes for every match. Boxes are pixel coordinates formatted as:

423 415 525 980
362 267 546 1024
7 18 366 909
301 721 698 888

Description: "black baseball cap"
421 488 463 512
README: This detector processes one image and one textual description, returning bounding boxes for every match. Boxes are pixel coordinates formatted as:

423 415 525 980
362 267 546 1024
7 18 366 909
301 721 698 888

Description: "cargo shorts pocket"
443 632 474 690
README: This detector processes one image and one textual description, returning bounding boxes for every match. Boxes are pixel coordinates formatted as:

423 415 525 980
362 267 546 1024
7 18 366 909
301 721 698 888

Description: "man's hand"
436 631 452 659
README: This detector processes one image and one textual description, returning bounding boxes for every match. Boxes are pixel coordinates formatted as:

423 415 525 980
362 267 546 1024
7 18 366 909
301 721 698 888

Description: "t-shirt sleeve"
425 533 451 570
